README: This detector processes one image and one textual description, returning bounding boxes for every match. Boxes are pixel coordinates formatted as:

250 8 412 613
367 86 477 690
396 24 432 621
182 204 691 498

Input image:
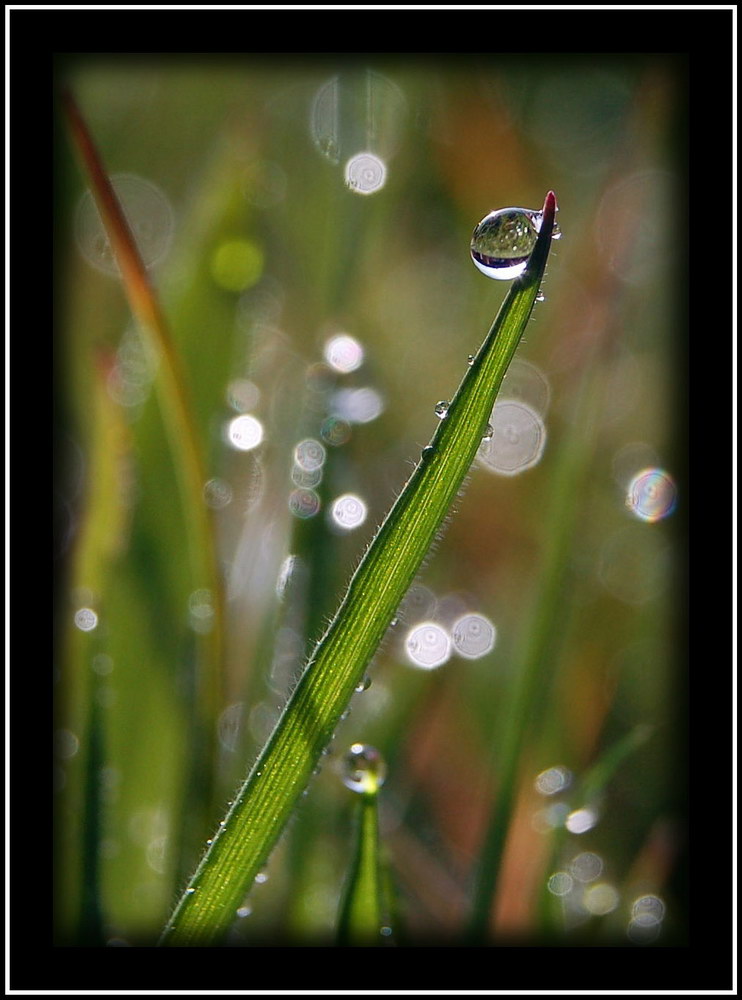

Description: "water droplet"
355 675 372 693
421 445 434 461
226 414 264 451
471 206 559 280
482 423 493 442
206 839 213 845
344 151 387 195
288 487 321 519
434 400 450 419
405 621 452 669
74 607 98 632
547 871 574 897
329 493 368 531
185 887 196 895
330 386 384 424
320 415 352 447
631 894 665 924
569 851 603 882
583 882 619 916
451 613 496 659
294 438 326 472
534 764 573 796
203 477 233 509
75 174 175 277
625 468 677 523
324 333 364 373
478 400 546 476
254 870 269 884
467 354 475 366
536 291 546 302
565 807 599 834
236 904 252 919
340 742 387 794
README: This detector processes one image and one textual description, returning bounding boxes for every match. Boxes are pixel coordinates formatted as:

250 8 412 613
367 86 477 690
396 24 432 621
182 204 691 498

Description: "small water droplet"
421 446 434 461
254 870 269 884
536 291 545 302
340 742 387 795
236 905 252 919
434 400 450 419
389 617 399 628
471 205 559 280
482 423 493 442
185 886 196 895
206 838 213 845
355 675 372 693
467 354 475 366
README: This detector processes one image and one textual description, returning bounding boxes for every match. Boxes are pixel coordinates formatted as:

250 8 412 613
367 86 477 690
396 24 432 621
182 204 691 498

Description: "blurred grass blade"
580 724 654 804
159 192 557 946
61 91 224 804
337 752 388 946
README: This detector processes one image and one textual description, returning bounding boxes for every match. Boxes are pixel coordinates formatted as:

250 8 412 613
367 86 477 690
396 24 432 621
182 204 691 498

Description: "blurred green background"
53 52 687 947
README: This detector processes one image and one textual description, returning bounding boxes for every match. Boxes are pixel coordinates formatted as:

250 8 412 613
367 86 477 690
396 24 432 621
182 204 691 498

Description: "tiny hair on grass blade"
159 191 558 946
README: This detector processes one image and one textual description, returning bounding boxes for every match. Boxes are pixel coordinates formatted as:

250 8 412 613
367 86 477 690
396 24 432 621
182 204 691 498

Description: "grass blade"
159 192 558 946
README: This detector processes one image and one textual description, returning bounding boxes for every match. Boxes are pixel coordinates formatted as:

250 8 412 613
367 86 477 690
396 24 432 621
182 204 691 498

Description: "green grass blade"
159 192 558 946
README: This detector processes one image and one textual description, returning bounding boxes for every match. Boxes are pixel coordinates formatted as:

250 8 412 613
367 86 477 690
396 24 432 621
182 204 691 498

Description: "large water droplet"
340 742 387 794
471 206 560 280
